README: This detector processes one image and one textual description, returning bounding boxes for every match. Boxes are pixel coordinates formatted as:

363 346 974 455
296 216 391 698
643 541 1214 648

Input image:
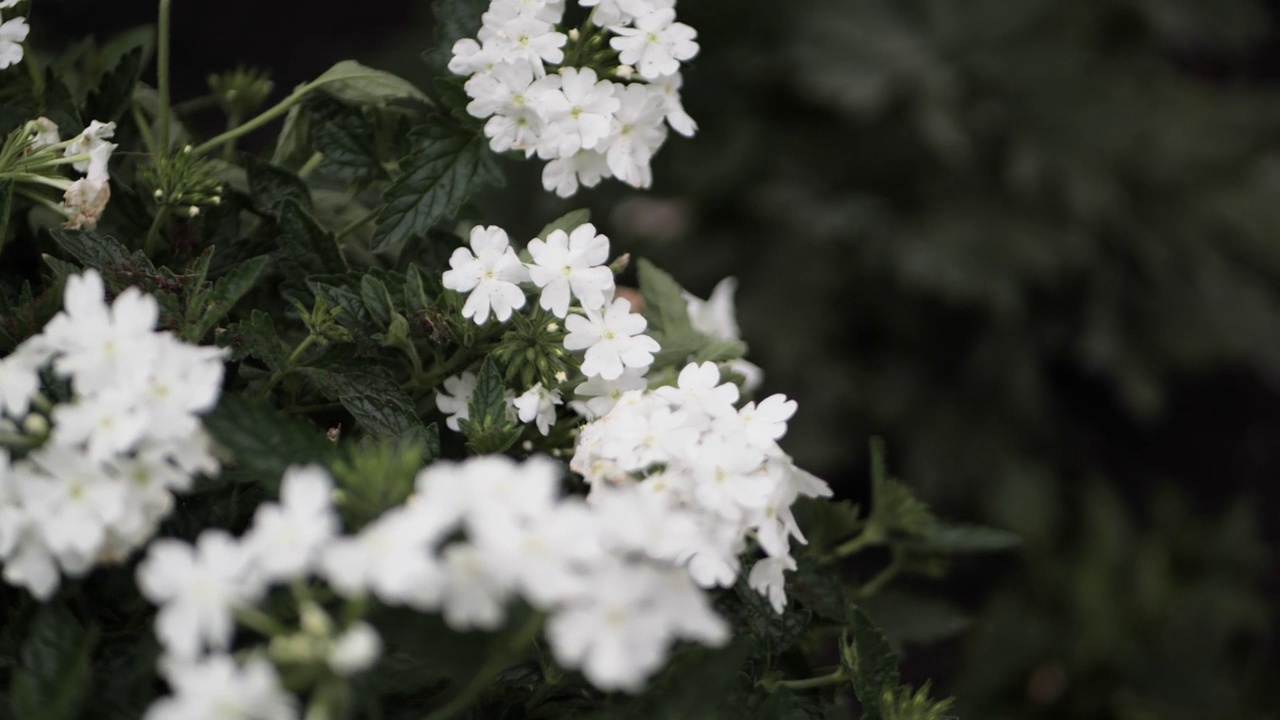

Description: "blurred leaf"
8 603 97 720
85 46 144 124
861 591 970 649
203 394 334 490
246 157 312 216
904 522 1022 554
535 209 591 241
310 60 431 106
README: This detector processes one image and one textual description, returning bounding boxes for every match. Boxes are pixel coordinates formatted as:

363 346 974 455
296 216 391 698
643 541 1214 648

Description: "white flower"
655 361 739 419
610 8 699 80
0 342 46 418
480 15 567 73
563 297 660 380
748 555 797 614
64 121 117 174
571 366 648 419
525 222 615 316
442 225 529 324
25 117 60 149
653 73 697 137
514 383 562 435
538 68 620 157
580 0 670 27
0 13 28 70
435 371 477 431
328 622 383 676
41 270 160 391
605 83 668 188
542 149 611 198
145 654 297 720
243 465 340 583
438 542 512 631
15 449 127 572
136 531 264 659
685 277 740 341
320 505 446 610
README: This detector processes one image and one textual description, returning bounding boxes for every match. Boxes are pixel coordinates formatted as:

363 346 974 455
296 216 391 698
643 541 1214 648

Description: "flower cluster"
439 222 662 435
1 118 119 230
0 271 224 599
138 457 726 704
572 361 832 612
0 0 27 71
450 0 698 197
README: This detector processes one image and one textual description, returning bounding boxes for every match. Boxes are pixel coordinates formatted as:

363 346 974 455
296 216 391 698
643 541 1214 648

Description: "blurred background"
34 0 1280 716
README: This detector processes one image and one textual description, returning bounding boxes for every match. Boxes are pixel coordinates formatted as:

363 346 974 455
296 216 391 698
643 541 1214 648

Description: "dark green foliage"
8 603 97 720
84 46 144 123
372 117 504 255
460 356 521 454
247 158 313 216
202 394 335 491
845 607 900 720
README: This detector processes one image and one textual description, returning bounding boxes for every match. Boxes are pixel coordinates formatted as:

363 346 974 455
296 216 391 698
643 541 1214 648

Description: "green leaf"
189 255 270 341
306 97 384 180
844 607 900 720
332 425 438 529
787 554 847 622
247 157 312 216
51 229 152 275
869 438 937 538
905 522 1022 554
310 60 431 106
722 577 811 661
41 69 82 137
221 309 289 369
796 497 864 555
371 119 503 255
85 46 144 123
202 394 335 490
535 209 591 241
359 275 395 326
271 103 312 166
459 356 519 454
277 199 347 298
637 257 705 367
301 367 427 440
8 603 97 720
860 592 970 649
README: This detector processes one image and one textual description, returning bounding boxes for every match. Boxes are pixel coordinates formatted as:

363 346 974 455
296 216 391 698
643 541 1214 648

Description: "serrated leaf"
306 97 384 180
310 60 431 106
277 199 347 299
359 275 395 325
85 46 144 123
535 209 591 241
845 607 900 720
41 69 82 137
371 119 503 255
203 394 335 491
189 255 270 341
308 280 378 342
797 497 865 554
460 355 519 453
788 554 847 621
723 577 811 660
9 603 97 720
51 229 152 275
247 157 312 216
221 309 289 369
301 367 427 440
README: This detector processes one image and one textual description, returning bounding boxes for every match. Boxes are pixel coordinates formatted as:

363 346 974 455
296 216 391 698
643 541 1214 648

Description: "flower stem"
157 0 173 152
193 84 312 156
298 151 324 179
144 206 169 258
773 668 850 691
823 522 883 564
421 613 544 720
221 109 243 161
256 334 319 401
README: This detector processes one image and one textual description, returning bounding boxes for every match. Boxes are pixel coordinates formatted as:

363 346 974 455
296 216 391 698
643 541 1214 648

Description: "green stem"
256 334 319 400
857 550 904 599
334 206 381 242
193 84 312 156
157 0 173 152
824 522 884 563
221 109 243 161
774 668 850 691
143 206 169 257
0 432 41 449
22 43 44 100
130 100 159 156
297 151 324 179
235 605 292 638
421 613 544 720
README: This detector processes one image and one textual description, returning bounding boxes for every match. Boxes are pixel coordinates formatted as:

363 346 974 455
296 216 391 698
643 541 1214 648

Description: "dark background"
29 0 1280 717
